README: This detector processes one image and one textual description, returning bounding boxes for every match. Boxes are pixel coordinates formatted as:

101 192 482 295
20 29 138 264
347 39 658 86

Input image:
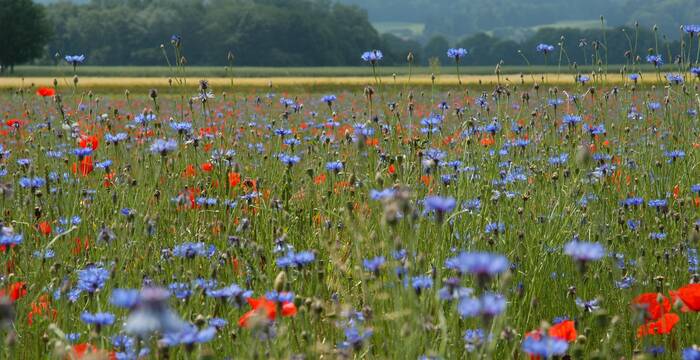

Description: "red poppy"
0 281 27 302
632 293 671 321
182 164 197 178
388 164 396 175
238 296 297 328
72 156 94 177
548 320 577 342
69 343 116 360
670 283 700 311
314 173 326 185
36 87 56 97
37 221 52 236
27 295 57 325
5 119 22 128
228 172 241 188
480 137 495 146
79 135 99 150
201 162 214 172
636 313 680 337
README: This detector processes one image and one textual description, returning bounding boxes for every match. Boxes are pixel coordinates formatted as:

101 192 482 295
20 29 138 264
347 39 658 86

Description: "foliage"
0 0 52 72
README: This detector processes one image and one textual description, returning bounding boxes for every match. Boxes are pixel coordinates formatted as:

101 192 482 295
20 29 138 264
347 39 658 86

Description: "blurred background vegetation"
1 0 697 70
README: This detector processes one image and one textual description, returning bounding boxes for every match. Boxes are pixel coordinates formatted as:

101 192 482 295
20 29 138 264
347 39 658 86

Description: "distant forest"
29 0 696 66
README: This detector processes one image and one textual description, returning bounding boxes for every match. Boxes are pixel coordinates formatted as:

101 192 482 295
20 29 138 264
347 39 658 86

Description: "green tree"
0 0 52 72
422 35 449 65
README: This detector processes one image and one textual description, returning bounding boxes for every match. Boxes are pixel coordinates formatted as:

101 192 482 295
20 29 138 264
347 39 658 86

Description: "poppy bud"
274 271 287 292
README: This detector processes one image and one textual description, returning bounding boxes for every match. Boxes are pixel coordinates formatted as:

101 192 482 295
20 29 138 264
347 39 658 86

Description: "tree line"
0 0 690 70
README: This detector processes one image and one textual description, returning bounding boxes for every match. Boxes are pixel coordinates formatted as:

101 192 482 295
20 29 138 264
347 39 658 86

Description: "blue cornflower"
458 293 507 318
692 68 700 77
438 279 473 301
424 196 456 214
265 291 295 303
664 150 685 162
65 55 86 66
81 312 115 327
46 150 64 158
691 184 700 193
562 115 581 126
685 24 700 36
65 333 81 343
646 54 663 68
683 347 700 360
72 147 93 158
209 318 228 329
276 250 315 268
476 96 489 108
629 73 640 82
362 256 386 273
548 153 568 165
447 48 468 60
615 276 635 289
321 95 337 106
576 75 590 84
170 122 192 134
411 276 433 294
274 128 293 137
339 325 373 350
536 43 555 54
649 232 666 240
666 73 684 85
647 199 668 209
648 102 661 111
463 329 486 352
160 325 217 347
457 297 481 318
110 289 140 308
480 293 507 317
105 133 128 144
522 336 568 358
620 197 644 207
361 50 383 63
19 176 46 189
149 139 178 155
134 113 156 125
548 98 564 107
17 158 31 166
121 208 136 217
76 266 110 293
326 161 343 172
484 222 505 234
168 282 192 299
206 284 252 306
279 153 301 166
444 252 509 278
424 148 446 161
283 138 301 147
33 249 55 259
564 239 605 263
172 242 215 259
584 123 606 136
124 287 187 338
95 160 112 169
279 97 295 107
0 227 22 247
627 219 640 231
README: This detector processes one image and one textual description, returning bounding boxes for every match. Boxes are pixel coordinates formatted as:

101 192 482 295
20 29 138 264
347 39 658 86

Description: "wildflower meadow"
3 21 700 360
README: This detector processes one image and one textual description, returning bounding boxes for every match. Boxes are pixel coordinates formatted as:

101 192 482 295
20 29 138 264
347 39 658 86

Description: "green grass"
1 77 700 359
